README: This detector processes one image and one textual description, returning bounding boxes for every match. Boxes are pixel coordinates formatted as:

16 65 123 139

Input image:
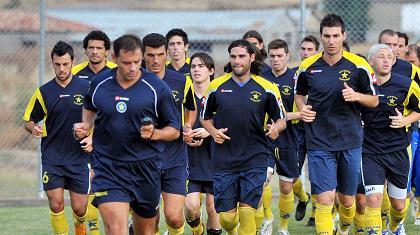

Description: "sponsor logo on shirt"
78 75 89 79
73 94 83 105
59 94 70 98
220 89 233 93
338 70 351 81
115 96 130 101
310 69 322 73
250 91 262 102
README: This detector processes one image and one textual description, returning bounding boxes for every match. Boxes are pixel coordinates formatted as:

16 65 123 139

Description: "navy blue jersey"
23 78 89 165
188 95 212 181
362 73 420 154
84 68 180 161
392 58 419 82
166 57 191 77
201 73 285 172
262 68 298 149
72 61 117 82
294 51 377 151
261 62 271 74
161 69 196 169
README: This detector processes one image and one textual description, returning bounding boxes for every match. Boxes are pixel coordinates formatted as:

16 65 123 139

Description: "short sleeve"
23 88 47 123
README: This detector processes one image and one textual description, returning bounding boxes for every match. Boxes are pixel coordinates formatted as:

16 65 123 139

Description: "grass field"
0 200 418 235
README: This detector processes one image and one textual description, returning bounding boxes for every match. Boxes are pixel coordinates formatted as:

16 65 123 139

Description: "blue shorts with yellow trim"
271 147 299 179
41 163 90 195
161 165 188 196
308 147 362 195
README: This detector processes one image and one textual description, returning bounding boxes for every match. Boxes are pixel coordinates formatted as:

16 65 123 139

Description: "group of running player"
22 13 420 235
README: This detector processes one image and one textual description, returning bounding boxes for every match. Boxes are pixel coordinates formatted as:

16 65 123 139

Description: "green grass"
0 200 418 234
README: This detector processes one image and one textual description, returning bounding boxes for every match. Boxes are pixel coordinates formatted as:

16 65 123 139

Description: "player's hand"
211 128 230 144
73 122 90 140
80 135 93 153
32 123 43 138
192 128 210 139
183 125 194 143
342 82 360 102
389 108 407 128
186 138 204 147
141 124 154 140
266 123 280 140
300 105 316 122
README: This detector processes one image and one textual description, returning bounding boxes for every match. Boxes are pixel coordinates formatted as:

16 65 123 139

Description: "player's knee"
165 213 185 228
49 200 65 213
279 176 294 194
355 194 366 213
185 201 200 218
316 192 335 205
71 201 88 216
219 212 239 231
390 200 406 211
104 222 127 235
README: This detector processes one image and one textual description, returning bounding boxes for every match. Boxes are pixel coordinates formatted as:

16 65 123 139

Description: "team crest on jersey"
116 101 127 113
250 91 262 102
281 85 292 96
387 96 398 106
73 94 83 105
338 70 351 81
172 90 180 102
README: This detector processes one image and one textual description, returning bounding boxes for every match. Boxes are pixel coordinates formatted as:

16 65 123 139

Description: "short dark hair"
166 28 189 45
190 52 215 80
226 39 263 75
397 32 409 46
142 33 168 52
268 39 289 54
113 34 142 58
378 29 397 43
83 30 111 50
242 30 267 58
51 41 74 60
320 14 345 34
300 35 320 51
343 41 350 52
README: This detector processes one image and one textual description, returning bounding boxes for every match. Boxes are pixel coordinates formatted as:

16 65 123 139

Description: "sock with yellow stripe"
337 201 355 234
315 204 334 235
278 191 294 231
364 207 381 235
388 199 408 232
50 210 69 235
255 206 264 233
167 223 185 235
353 210 365 234
187 217 204 235
262 184 274 220
310 194 317 219
293 178 309 202
219 212 239 235
381 189 390 231
238 207 256 235
86 195 100 235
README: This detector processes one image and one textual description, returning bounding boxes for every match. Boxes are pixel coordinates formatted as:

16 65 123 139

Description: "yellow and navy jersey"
294 51 377 151
262 68 298 149
201 73 285 172
362 73 420 154
23 78 89 165
392 58 419 83
84 68 180 162
188 94 212 181
71 60 117 82
166 57 191 77
161 69 196 169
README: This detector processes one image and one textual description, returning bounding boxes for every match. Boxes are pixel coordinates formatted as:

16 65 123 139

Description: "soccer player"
23 41 90 235
360 44 420 235
185 52 222 235
166 28 191 76
72 30 116 82
295 14 379 235
200 39 286 235
406 44 420 67
142 33 197 235
262 39 304 235
396 32 409 60
242 30 271 73
73 34 180 235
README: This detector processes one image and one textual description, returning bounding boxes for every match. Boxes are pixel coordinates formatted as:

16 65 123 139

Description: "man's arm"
73 108 96 140
342 82 378 108
295 95 316 122
200 118 230 144
24 121 43 138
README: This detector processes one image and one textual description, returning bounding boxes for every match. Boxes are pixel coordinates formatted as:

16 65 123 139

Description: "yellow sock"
353 211 365 234
262 184 274 220
50 210 69 235
311 194 317 219
388 199 408 232
86 195 100 235
338 201 355 233
278 191 294 230
219 212 239 235
364 207 381 235
315 204 334 235
381 190 390 231
331 204 337 221
190 218 204 235
255 206 264 233
167 223 185 235
238 207 256 235
293 178 308 202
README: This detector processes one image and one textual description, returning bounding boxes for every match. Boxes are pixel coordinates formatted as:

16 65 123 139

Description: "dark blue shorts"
213 167 266 212
272 147 299 179
91 155 161 218
308 147 362 195
41 163 90 194
161 165 188 196
187 180 214 194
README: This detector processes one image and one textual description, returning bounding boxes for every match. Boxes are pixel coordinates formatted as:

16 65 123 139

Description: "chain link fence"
0 0 419 201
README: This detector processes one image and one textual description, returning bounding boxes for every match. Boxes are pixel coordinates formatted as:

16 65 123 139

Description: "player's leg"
69 191 89 235
86 166 100 235
353 184 366 234
205 191 222 235
68 164 90 235
260 154 275 235
185 181 204 235
308 150 338 235
98 202 130 235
